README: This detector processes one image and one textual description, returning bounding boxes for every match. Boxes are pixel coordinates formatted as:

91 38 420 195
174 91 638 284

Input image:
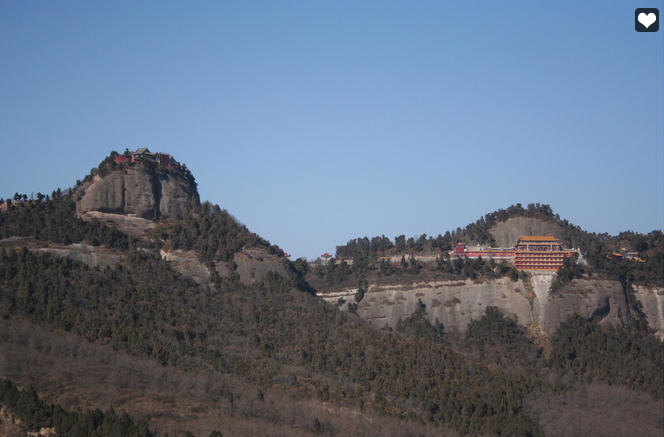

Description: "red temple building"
112 148 182 171
113 155 130 164
449 236 577 271
514 236 577 271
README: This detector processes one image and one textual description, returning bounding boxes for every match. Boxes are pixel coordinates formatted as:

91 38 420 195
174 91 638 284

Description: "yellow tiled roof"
518 236 558 242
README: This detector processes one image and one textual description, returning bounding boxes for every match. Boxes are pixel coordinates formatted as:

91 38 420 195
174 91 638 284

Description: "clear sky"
1 1 662 259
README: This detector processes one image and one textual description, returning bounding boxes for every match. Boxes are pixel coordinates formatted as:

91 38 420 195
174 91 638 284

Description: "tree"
355 280 367 303
292 258 309 276
395 235 406 252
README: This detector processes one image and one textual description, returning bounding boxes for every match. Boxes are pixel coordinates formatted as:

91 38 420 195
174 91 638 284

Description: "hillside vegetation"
0 249 542 435
0 194 132 250
163 201 283 265
1 245 662 436
1 378 159 437
1 164 662 437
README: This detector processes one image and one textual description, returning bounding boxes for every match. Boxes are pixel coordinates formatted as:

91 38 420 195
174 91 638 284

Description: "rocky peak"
76 150 199 220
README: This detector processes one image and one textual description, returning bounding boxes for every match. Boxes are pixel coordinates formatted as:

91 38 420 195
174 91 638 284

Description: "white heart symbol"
638 12 657 28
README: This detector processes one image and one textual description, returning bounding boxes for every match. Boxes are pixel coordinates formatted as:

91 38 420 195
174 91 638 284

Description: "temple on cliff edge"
450 236 578 271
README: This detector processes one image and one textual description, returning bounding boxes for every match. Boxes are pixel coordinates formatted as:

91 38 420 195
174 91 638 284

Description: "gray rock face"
158 247 292 287
159 175 196 218
633 285 664 340
160 249 211 285
231 248 291 285
541 279 628 336
77 168 196 220
354 277 538 333
490 216 564 247
35 243 123 268
122 169 156 218
78 172 128 214
79 211 158 239
321 275 663 340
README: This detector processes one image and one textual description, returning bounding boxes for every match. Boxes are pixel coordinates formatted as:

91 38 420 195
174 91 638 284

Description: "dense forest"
1 378 227 437
0 194 132 250
0 378 156 437
162 201 282 265
0 249 540 435
548 315 663 398
1 173 662 437
1 248 662 436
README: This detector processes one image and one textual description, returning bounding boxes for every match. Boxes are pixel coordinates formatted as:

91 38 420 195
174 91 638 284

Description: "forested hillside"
1 246 662 436
0 378 160 437
1 166 662 437
163 201 283 265
0 193 132 250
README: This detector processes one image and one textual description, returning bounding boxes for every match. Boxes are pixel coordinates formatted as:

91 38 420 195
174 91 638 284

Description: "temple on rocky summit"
113 148 183 171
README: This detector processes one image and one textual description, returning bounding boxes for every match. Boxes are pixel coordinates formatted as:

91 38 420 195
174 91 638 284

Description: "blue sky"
1 1 662 259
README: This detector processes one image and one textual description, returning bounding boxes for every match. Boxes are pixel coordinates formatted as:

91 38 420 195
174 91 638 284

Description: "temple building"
451 243 515 260
449 236 578 271
113 148 182 171
514 236 577 271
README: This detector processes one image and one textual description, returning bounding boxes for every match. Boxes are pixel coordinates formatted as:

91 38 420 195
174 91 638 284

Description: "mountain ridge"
1 150 662 437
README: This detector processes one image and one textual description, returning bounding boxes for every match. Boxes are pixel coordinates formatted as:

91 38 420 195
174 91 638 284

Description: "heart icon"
638 12 657 28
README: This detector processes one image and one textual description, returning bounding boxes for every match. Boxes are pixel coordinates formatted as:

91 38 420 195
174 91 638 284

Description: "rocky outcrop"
79 211 158 239
160 249 211 285
162 247 293 286
36 243 123 268
159 174 196 218
490 216 564 247
353 277 536 332
540 278 628 336
76 167 197 220
212 247 292 285
233 248 290 284
319 274 664 339
633 285 664 340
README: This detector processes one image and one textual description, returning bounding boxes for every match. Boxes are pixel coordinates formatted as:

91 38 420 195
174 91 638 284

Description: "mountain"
314 204 664 340
76 150 199 220
2 150 295 288
0 155 662 437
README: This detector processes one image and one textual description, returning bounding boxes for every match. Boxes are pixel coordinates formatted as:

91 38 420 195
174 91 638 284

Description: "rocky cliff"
490 216 564 247
162 246 292 286
76 167 197 220
634 285 664 339
319 275 664 340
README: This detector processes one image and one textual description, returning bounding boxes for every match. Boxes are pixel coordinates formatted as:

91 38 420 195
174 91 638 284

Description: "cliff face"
37 243 123 268
354 277 536 332
160 247 292 286
76 167 197 220
319 275 664 340
231 247 291 285
490 216 564 247
633 285 664 339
